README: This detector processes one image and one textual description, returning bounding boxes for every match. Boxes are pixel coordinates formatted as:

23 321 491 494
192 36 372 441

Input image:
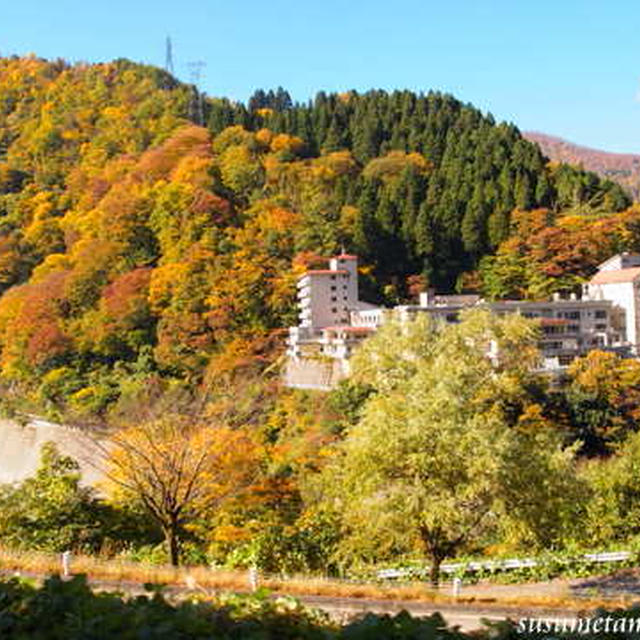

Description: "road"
293 593 591 632
1 568 586 632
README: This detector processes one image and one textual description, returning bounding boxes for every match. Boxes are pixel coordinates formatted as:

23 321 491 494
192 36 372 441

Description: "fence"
377 551 633 580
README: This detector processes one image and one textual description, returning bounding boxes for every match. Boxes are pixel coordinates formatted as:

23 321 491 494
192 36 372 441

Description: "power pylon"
165 36 175 75
188 60 206 126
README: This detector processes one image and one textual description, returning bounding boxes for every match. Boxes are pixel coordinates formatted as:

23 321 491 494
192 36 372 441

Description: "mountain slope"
525 131 640 200
0 56 634 417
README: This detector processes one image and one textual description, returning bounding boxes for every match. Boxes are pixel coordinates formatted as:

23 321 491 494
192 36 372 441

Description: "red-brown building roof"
590 267 640 285
302 269 349 276
539 317 569 326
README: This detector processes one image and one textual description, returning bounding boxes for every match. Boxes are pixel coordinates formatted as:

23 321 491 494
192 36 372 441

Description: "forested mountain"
0 56 634 416
209 90 630 287
525 131 640 200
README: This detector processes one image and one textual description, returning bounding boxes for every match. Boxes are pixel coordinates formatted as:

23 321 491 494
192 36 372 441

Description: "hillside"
525 131 640 200
5 55 640 582
0 55 634 418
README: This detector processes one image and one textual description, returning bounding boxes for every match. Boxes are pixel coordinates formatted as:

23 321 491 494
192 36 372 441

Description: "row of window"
544 323 609 335
523 309 608 320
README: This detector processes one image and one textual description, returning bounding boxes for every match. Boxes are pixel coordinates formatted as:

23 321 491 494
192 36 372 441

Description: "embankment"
0 416 103 485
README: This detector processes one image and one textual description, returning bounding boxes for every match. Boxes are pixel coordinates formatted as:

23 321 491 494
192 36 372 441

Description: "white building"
285 253 631 390
297 255 358 329
583 252 640 352
285 254 379 389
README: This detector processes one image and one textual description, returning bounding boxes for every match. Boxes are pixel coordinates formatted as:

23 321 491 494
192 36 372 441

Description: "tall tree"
320 311 582 585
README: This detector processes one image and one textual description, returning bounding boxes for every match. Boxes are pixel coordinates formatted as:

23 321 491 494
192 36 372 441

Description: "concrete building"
297 255 357 329
583 253 640 352
387 296 617 371
285 254 379 389
285 253 632 390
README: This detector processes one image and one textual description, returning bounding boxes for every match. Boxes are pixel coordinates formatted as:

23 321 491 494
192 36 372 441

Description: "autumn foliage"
0 54 633 424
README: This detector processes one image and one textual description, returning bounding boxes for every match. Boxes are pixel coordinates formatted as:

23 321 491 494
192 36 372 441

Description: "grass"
0 545 636 613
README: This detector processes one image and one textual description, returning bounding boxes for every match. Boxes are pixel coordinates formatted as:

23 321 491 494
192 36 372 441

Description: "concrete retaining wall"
284 358 345 390
0 417 104 486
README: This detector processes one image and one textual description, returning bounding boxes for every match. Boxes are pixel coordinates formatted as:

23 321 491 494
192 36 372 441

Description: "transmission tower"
165 36 175 75
188 60 206 126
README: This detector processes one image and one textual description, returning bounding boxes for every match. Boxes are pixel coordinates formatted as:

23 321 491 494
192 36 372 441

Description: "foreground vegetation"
2 574 640 639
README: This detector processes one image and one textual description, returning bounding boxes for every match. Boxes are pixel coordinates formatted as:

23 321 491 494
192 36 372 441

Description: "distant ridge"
525 131 640 200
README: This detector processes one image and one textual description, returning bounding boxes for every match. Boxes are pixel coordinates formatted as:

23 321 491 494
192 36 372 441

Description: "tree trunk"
164 523 180 567
429 554 442 588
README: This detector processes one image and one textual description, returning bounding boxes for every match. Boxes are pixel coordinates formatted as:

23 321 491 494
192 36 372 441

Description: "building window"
567 325 579 333
563 311 580 319
596 323 607 331
331 296 337 302
331 307 337 313
543 326 565 335
595 310 607 319
331 275 336 280
331 285 336 291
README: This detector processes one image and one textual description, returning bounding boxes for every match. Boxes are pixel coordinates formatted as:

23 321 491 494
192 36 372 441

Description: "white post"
452 576 461 598
61 551 71 577
248 566 258 592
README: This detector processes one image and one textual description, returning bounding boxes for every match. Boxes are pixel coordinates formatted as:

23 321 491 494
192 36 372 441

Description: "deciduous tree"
101 414 259 566
320 311 581 585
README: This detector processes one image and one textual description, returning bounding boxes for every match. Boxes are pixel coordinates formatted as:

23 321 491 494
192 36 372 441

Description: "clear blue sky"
2 0 640 152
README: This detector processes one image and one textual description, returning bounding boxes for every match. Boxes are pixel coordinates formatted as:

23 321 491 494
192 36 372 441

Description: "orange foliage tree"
565 350 640 454
102 414 259 566
480 207 640 299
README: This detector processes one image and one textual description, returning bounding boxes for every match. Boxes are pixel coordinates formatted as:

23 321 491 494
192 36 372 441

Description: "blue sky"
2 0 640 152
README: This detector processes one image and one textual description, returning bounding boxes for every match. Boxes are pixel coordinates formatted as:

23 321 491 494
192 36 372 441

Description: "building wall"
329 256 359 299
589 281 636 348
283 357 346 390
598 254 640 272
298 272 353 328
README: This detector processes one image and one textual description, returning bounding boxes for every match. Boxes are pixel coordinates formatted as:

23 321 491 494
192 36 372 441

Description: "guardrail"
377 550 633 580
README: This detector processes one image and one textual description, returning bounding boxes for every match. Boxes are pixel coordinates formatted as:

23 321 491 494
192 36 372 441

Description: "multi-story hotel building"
285 253 632 390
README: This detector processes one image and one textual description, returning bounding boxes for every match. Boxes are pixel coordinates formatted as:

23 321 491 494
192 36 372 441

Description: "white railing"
376 550 633 580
